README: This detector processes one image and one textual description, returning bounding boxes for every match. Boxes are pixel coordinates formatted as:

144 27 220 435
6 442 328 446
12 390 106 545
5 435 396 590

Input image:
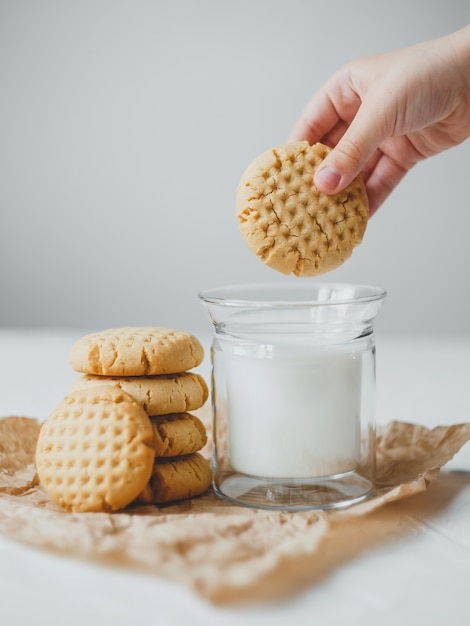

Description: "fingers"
287 61 413 211
288 74 358 145
313 100 389 194
288 70 386 195
288 106 336 145
365 136 422 216
365 153 409 217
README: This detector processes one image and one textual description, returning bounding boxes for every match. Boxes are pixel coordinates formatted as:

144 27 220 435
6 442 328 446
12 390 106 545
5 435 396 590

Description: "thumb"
314 105 386 194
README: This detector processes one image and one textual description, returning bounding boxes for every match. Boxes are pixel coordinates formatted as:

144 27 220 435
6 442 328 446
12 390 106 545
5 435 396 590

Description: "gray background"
1 0 469 335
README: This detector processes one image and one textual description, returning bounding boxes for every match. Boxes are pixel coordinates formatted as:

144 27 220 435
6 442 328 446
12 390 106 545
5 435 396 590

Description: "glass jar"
199 282 386 511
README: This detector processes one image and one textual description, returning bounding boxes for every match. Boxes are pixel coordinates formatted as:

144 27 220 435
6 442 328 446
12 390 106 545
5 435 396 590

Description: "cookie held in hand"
236 141 369 277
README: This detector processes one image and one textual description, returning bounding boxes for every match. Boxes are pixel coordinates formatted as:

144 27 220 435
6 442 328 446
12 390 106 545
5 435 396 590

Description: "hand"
288 25 470 216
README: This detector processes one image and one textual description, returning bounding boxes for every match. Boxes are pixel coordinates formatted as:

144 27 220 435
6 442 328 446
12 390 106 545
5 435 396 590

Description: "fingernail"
315 165 341 192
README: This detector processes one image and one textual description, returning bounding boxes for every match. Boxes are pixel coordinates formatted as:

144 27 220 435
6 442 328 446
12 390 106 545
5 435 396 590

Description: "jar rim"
199 282 386 308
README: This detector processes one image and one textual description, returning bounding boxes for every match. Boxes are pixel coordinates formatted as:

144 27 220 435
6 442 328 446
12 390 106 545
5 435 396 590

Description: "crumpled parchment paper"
0 413 469 605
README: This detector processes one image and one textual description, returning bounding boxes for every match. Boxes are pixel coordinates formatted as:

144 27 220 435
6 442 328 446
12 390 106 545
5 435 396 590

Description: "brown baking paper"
0 413 469 605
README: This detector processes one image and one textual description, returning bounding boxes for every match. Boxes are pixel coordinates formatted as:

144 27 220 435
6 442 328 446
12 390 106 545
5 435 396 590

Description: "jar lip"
199 282 387 308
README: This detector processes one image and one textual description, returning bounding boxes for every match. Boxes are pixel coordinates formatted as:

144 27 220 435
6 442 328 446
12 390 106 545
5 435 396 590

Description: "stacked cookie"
35 327 212 513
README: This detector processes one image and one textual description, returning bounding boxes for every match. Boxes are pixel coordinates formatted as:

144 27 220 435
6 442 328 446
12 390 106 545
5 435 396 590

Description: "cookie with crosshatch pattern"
69 326 204 377
236 141 369 276
35 387 155 513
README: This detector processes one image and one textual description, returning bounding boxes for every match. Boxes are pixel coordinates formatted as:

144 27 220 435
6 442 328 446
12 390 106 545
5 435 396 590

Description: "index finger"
288 69 363 145
288 89 343 144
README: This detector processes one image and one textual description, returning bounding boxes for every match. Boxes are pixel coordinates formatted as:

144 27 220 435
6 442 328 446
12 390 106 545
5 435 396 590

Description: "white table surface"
0 328 469 625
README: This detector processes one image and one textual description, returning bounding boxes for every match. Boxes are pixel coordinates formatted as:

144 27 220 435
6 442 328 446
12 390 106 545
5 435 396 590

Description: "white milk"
225 343 362 478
